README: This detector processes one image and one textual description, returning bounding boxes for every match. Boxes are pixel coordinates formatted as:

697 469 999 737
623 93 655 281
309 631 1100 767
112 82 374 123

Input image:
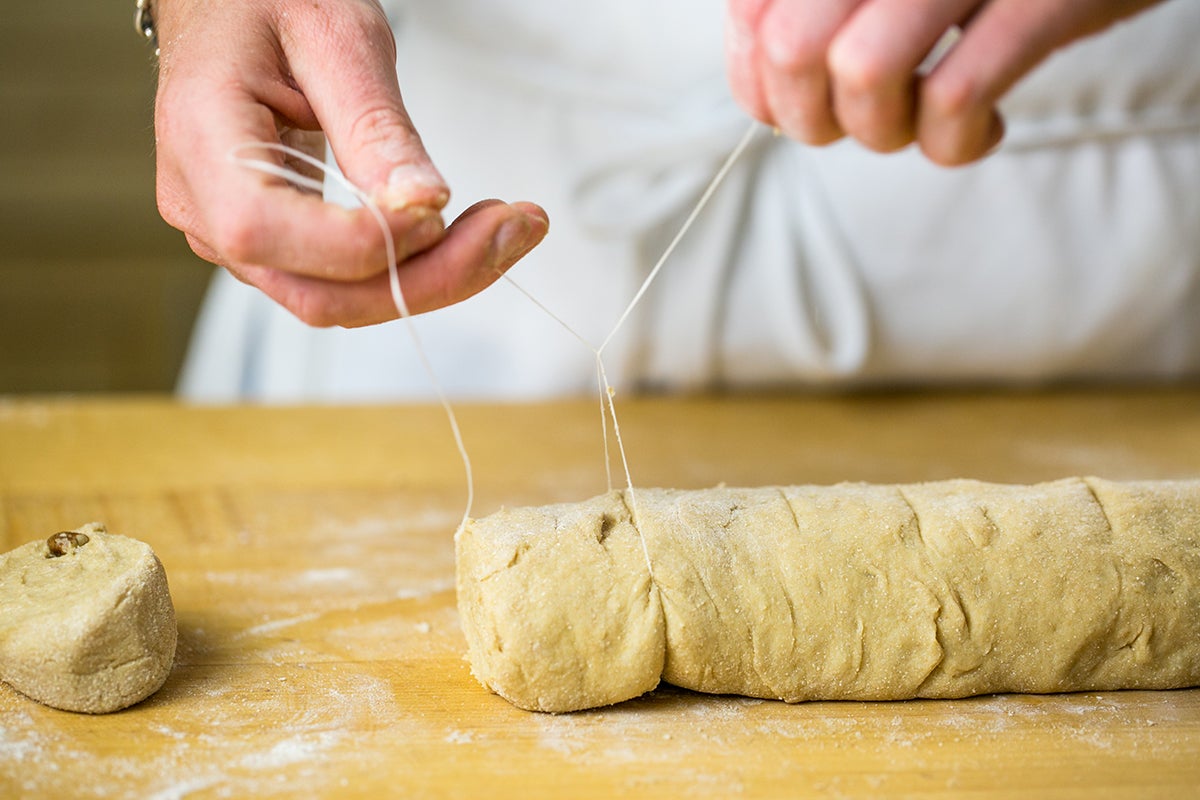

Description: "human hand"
726 0 1163 165
152 0 548 327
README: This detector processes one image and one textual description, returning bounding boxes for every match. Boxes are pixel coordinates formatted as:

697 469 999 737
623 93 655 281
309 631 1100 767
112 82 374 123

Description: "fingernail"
493 217 536 264
382 164 449 211
404 209 446 251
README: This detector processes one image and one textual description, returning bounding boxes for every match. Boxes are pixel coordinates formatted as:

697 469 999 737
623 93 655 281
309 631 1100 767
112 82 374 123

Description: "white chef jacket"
179 1 1200 401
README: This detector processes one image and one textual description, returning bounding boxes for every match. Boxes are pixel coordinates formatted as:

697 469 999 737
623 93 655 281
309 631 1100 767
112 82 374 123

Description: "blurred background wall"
0 1 213 394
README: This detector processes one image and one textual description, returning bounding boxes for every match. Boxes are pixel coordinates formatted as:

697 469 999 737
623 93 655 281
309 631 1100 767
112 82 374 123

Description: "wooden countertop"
2 391 1199 798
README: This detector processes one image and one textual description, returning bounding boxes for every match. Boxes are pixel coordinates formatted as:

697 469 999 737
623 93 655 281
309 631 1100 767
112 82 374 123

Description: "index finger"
173 80 446 282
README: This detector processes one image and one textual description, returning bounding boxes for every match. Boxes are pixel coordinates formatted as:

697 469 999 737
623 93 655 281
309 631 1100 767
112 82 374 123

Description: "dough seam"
1083 476 1117 543
619 488 667 648
895 486 926 549
774 488 804 664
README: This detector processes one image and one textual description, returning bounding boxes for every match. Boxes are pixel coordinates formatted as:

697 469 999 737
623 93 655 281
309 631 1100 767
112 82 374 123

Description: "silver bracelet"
134 0 159 53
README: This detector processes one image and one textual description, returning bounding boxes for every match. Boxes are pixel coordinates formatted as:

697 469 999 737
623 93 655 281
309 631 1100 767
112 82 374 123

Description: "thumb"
284 1 450 212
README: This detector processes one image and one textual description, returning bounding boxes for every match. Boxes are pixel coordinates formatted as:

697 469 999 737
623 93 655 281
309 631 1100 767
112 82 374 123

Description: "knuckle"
921 70 983 120
435 272 465 311
154 184 187 232
777 109 843 147
287 288 339 329
916 124 975 167
340 216 387 280
153 174 202 241
347 104 418 161
917 74 1000 166
869 133 914 155
767 34 826 74
804 128 844 147
920 139 978 168
153 83 187 131
417 264 456 313
306 0 397 58
210 206 264 265
856 108 916 153
827 38 892 95
405 260 456 316
345 0 396 49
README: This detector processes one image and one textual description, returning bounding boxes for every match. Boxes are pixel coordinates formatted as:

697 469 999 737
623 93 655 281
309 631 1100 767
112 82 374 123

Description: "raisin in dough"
456 478 1200 712
0 524 177 713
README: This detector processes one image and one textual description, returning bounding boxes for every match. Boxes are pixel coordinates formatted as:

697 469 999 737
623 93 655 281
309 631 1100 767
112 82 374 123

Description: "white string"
229 118 759 553
598 122 760 356
596 361 612 493
503 120 761 577
505 120 761 484
229 142 475 527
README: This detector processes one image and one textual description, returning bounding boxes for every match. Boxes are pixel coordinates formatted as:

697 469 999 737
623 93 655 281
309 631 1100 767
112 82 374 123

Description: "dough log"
0 524 178 713
456 478 1200 712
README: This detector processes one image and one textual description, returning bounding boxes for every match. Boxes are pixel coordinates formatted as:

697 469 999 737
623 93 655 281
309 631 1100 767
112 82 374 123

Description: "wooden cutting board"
1 392 1198 798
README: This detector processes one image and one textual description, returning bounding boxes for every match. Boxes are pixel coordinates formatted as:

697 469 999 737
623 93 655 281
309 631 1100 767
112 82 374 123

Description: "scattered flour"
240 613 323 638
395 578 456 601
444 730 474 745
292 568 358 586
239 731 345 770
0 670 401 799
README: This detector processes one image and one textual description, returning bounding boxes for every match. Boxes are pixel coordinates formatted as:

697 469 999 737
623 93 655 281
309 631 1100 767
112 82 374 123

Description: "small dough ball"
0 523 177 713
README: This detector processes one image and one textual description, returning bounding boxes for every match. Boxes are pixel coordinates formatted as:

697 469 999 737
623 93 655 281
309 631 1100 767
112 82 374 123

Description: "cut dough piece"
0 524 177 713
456 478 1200 712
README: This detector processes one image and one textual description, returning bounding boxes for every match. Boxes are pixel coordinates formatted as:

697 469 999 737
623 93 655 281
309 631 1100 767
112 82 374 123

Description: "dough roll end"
456 492 664 712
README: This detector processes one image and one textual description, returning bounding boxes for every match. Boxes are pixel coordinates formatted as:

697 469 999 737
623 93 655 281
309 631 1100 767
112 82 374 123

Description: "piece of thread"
502 120 762 578
598 121 760 356
506 121 761 483
230 118 759 574
597 361 612 493
229 143 475 528
499 276 620 491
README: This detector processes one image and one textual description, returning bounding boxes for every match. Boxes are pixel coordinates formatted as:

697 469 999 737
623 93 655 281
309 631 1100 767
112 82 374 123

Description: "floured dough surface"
0 524 178 713
457 493 663 712
456 478 1200 712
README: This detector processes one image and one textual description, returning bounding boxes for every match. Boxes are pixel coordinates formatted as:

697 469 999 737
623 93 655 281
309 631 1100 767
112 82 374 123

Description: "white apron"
179 1 1200 401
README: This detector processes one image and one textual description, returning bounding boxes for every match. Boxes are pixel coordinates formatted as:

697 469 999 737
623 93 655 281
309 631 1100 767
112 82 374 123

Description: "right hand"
152 0 548 327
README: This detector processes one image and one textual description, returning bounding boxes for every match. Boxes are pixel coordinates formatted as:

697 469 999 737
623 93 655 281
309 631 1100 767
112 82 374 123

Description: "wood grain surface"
1 391 1199 798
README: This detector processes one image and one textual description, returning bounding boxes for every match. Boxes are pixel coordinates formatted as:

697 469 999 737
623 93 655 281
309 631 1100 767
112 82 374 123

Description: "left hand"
725 0 1165 166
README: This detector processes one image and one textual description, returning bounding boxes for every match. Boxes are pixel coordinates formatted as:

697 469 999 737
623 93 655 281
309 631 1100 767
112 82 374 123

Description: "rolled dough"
456 478 1200 712
0 524 177 713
